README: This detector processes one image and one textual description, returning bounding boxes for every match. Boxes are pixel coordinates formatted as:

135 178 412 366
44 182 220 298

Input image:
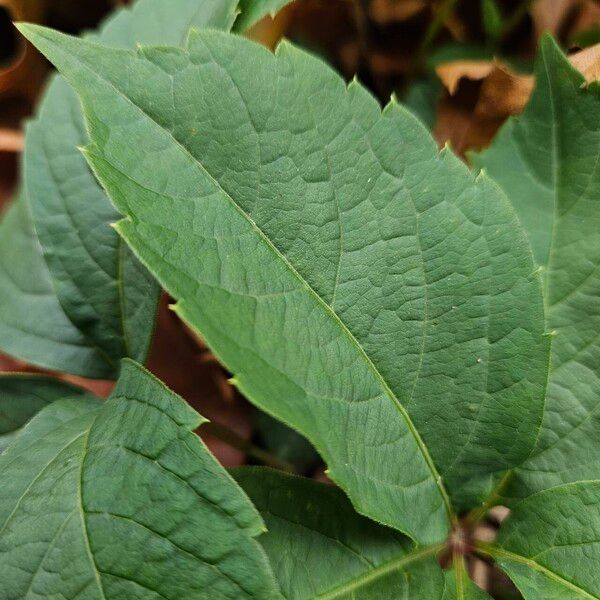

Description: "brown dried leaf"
570 42 600 83
0 128 22 152
531 0 577 37
436 60 496 94
434 96 503 155
369 0 428 24
531 0 600 41
434 59 533 153
433 41 599 155
475 63 534 118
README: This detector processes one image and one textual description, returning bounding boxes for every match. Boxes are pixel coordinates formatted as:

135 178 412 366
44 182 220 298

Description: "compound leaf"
20 25 550 543
488 481 600 599
235 467 454 599
472 35 600 498
0 360 281 600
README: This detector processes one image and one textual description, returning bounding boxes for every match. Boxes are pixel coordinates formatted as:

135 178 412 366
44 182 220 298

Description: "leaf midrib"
64 34 453 521
480 544 599 600
316 543 443 600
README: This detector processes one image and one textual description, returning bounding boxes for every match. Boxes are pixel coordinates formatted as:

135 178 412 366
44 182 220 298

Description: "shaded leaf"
401 75 443 129
0 195 112 377
369 0 428 24
0 373 89 452
471 35 600 498
0 360 281 600
1 0 244 378
253 411 320 473
234 0 296 32
234 467 449 599
21 24 551 541
487 482 600 599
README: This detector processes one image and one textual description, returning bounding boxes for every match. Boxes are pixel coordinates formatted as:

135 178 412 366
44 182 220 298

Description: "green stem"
465 469 513 526
202 421 297 473
454 552 468 598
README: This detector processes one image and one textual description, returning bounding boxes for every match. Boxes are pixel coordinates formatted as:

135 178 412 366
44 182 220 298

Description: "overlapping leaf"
0 360 281 600
0 0 249 378
0 195 111 376
234 0 295 31
472 36 600 499
19 25 550 542
0 373 89 452
484 482 600 599
235 468 491 599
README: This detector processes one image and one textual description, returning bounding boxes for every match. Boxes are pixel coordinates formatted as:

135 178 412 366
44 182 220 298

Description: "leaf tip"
274 37 292 56
439 141 454 157
13 21 37 38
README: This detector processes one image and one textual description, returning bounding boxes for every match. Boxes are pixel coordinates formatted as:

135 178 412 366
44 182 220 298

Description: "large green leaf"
20 25 550 543
235 467 483 599
1 0 244 378
0 195 111 376
471 36 600 499
0 360 281 600
0 374 89 452
482 482 600 599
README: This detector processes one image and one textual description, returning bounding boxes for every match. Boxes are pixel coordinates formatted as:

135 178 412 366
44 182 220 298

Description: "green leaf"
20 25 550 543
442 565 492 600
234 467 452 599
471 35 600 499
483 481 600 599
401 76 443 130
0 360 281 600
0 374 89 452
96 0 238 47
24 73 159 375
0 195 112 377
233 0 295 32
481 0 503 43
1 0 242 378
253 411 320 473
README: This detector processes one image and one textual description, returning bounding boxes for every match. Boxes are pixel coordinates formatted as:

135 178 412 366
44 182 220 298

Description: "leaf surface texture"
19 25 550 542
0 360 280 600
472 36 600 498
